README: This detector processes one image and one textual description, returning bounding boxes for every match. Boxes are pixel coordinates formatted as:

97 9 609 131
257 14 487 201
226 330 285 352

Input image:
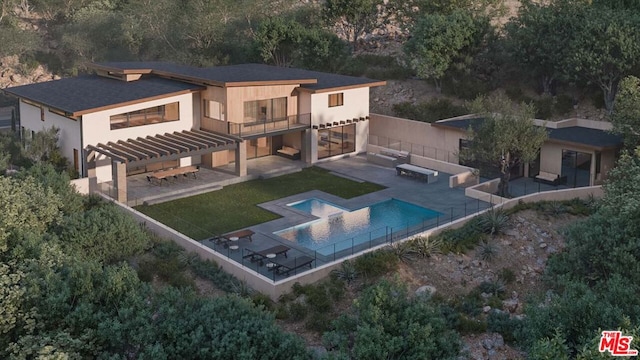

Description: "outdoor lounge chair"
243 245 290 265
272 255 315 276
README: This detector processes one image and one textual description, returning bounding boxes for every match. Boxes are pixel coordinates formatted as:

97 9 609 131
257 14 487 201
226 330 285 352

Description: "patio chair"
204 235 229 247
243 245 290 265
272 255 315 276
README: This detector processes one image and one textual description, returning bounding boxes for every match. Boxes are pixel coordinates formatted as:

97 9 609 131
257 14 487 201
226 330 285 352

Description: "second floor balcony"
228 113 311 138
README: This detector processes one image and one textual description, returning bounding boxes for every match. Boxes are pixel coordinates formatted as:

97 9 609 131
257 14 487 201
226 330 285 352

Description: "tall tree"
254 17 303 67
610 76 640 150
562 4 640 113
460 94 548 197
504 0 575 95
322 0 383 51
404 10 490 93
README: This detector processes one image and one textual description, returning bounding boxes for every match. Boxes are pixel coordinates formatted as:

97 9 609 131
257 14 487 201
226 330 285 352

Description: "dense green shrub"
442 75 492 100
341 54 412 80
137 257 195 289
56 202 151 263
324 280 461 359
392 98 467 123
353 249 399 279
438 218 486 254
487 311 523 343
190 258 243 294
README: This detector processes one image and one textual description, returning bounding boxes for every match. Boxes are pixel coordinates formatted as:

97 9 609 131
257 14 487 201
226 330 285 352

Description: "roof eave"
545 138 622 151
298 80 387 94
89 63 154 75
223 79 318 87
71 88 204 117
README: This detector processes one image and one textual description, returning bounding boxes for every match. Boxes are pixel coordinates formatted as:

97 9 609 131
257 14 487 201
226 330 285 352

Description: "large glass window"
110 102 180 130
243 97 287 123
317 124 356 159
203 99 225 120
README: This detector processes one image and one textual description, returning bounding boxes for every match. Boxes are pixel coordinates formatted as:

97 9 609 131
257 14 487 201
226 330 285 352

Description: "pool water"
288 198 348 218
275 198 441 255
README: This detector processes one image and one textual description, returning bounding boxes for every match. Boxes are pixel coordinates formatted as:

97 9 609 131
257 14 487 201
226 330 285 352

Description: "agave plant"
331 260 358 283
477 208 509 236
411 236 443 258
478 240 498 262
389 241 416 263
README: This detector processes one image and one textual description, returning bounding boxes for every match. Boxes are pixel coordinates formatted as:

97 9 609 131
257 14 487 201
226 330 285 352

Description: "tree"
460 94 548 197
0 9 40 58
404 10 490 93
504 0 575 95
322 0 383 51
562 5 640 113
610 76 640 150
254 17 303 67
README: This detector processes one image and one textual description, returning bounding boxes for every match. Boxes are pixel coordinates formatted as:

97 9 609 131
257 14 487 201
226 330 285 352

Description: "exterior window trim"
110 102 180 130
328 93 344 107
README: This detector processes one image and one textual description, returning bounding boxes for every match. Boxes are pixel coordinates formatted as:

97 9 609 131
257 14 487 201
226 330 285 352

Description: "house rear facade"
4 62 385 201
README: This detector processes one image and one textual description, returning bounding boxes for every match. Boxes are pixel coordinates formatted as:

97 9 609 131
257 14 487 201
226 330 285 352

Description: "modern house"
4 62 385 202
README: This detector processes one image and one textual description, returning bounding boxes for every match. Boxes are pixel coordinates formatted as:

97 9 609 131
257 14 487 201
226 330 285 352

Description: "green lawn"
135 167 385 240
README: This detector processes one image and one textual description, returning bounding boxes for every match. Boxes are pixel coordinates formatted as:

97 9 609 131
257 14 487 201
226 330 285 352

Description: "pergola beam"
146 135 190 152
164 132 210 149
122 139 164 157
158 133 201 150
193 129 238 144
107 141 150 160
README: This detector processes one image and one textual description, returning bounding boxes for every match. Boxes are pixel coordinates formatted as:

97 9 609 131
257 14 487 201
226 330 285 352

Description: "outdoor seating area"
534 171 567 186
276 146 301 160
147 165 200 185
243 245 290 266
396 163 438 183
268 255 315 276
207 229 255 249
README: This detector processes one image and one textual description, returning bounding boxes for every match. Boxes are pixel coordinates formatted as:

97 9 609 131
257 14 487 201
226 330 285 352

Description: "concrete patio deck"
127 154 581 282
192 155 498 281
98 156 306 206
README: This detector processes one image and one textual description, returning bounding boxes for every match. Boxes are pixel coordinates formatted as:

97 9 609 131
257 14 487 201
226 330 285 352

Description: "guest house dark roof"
92 62 385 92
4 75 203 116
546 126 622 149
433 117 622 150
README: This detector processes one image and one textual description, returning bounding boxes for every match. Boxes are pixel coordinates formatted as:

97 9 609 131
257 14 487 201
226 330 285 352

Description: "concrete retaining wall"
104 185 603 300
70 178 90 194
368 144 479 188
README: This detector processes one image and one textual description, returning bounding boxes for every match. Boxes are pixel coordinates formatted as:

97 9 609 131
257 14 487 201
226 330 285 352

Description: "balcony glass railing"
228 113 311 137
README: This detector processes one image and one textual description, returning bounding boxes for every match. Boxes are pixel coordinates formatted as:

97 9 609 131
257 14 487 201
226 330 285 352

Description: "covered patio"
86 129 240 204
96 155 307 206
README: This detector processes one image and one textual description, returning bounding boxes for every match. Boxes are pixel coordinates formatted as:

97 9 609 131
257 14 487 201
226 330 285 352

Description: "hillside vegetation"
2 0 640 359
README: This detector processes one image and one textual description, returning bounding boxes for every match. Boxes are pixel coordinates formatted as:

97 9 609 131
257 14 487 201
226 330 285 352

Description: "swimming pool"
275 198 441 255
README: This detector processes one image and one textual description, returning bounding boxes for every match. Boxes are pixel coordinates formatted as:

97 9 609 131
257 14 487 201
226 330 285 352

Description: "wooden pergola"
86 129 240 203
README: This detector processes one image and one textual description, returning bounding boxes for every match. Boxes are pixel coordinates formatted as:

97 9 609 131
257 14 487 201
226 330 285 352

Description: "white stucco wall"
310 88 369 125
20 100 82 172
81 93 196 182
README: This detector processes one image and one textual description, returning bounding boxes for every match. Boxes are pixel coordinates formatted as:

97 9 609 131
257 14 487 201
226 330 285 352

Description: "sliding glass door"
561 150 591 187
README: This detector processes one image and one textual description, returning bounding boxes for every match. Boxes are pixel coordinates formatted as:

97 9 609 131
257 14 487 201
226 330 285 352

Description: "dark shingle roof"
435 118 622 149
548 126 622 149
94 62 384 91
4 75 203 115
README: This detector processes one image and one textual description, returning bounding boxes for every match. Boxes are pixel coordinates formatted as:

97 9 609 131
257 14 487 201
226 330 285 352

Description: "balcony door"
243 98 287 122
